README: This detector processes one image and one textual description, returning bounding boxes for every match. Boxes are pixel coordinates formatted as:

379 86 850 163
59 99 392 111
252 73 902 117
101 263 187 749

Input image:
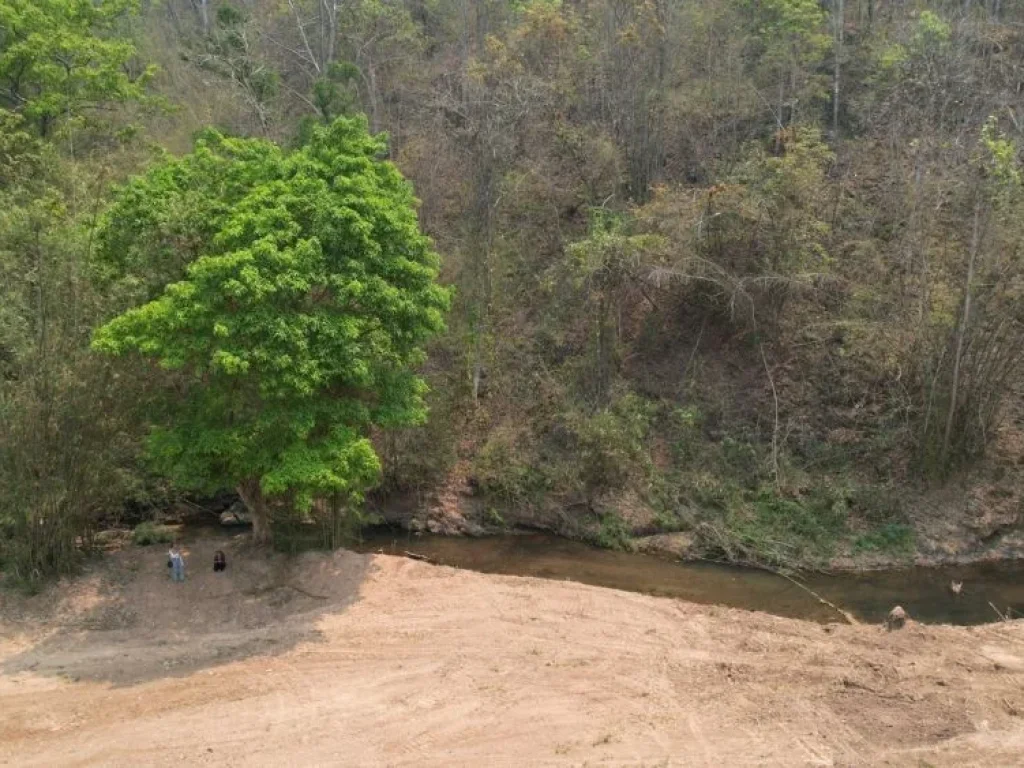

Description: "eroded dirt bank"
2 538 1024 766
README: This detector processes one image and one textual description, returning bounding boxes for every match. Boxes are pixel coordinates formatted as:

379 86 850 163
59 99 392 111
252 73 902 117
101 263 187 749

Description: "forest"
3 0 1024 583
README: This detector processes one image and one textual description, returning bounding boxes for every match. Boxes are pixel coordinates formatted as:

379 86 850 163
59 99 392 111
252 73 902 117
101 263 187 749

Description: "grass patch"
848 483 904 525
131 522 175 546
735 489 846 564
852 522 915 555
695 485 849 567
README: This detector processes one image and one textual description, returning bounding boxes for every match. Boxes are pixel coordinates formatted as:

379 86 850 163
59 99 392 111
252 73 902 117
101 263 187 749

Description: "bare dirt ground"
2 536 1024 767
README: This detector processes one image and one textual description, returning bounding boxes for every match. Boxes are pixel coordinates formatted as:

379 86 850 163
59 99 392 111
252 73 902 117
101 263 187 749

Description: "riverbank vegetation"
4 0 1024 582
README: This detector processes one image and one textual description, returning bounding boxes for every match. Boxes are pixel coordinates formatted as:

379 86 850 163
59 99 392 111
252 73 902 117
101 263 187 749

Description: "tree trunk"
193 0 209 36
775 70 785 153
469 154 494 405
237 479 272 546
596 295 613 405
912 157 926 321
367 61 380 133
942 199 982 466
472 332 483 403
833 0 844 140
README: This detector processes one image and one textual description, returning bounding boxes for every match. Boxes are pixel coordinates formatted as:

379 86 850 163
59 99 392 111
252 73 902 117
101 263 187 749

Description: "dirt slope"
2 537 1024 766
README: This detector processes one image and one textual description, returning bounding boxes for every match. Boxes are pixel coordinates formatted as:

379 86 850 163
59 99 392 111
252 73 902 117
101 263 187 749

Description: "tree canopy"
0 0 151 135
92 117 450 543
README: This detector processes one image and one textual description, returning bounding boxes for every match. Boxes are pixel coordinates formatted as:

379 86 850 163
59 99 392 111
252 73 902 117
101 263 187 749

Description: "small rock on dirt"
885 605 907 631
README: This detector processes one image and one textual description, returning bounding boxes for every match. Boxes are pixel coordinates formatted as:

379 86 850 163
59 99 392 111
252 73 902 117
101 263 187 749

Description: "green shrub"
378 376 463 493
668 406 703 463
648 471 693 532
690 472 742 511
483 506 507 528
720 437 761 487
0 500 89 591
472 429 547 503
591 512 632 550
131 522 175 546
571 393 654 491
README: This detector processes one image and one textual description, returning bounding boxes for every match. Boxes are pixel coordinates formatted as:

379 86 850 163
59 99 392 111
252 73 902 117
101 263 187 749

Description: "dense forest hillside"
4 0 1024 581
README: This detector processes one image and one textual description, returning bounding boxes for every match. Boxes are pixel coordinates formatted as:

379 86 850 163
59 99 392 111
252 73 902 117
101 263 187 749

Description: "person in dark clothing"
213 550 227 572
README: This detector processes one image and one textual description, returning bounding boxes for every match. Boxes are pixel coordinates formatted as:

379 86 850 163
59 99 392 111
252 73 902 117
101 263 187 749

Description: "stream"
353 529 1024 625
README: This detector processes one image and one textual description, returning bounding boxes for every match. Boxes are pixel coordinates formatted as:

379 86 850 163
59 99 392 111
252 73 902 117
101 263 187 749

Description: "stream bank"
352 528 1024 626
148 494 1024 625
368 482 1024 572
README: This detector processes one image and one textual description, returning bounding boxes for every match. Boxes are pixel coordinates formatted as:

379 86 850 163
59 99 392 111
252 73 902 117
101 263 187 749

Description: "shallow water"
354 529 1024 625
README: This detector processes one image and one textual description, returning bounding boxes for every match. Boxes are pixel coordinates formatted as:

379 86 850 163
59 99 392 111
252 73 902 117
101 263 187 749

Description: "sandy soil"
2 536 1024 767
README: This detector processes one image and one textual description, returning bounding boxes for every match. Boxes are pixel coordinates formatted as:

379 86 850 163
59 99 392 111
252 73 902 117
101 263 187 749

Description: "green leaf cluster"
0 0 153 134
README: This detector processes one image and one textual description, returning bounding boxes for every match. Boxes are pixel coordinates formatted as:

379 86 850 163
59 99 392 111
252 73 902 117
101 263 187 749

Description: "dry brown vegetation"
6 1 1024 580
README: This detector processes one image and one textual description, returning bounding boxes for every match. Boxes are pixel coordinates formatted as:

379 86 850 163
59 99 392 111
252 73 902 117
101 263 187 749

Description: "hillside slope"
9 0 1024 582
2 539 1024 765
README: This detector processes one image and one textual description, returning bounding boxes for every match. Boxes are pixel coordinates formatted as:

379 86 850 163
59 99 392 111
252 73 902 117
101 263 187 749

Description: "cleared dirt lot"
2 537 1024 766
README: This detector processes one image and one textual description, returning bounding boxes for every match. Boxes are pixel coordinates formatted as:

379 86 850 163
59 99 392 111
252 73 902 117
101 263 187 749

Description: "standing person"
168 543 186 583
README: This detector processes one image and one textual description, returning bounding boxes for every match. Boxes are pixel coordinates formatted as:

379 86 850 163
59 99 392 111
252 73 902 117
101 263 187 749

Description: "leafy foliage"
131 521 174 546
0 0 152 135
0 110 151 586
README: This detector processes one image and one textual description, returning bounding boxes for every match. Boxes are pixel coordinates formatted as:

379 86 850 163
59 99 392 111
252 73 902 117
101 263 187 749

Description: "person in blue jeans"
168 544 185 582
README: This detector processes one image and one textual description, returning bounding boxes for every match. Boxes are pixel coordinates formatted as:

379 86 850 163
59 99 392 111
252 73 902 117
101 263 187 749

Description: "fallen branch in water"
402 550 436 564
694 550 858 625
990 602 1008 622
771 568 859 625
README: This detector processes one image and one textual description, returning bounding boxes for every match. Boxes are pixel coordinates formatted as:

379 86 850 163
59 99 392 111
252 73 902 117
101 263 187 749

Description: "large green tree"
92 117 450 544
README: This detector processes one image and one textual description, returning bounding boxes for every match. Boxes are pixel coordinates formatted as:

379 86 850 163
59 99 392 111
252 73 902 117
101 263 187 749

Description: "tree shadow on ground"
0 529 372 688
